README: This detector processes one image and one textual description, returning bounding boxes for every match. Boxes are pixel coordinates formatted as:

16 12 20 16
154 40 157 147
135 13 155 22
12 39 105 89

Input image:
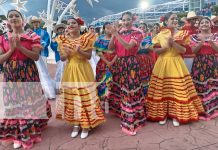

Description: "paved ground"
1 64 218 150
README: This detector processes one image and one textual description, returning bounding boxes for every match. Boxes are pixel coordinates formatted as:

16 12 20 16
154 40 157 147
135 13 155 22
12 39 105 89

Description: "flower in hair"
76 17 84 26
160 16 165 23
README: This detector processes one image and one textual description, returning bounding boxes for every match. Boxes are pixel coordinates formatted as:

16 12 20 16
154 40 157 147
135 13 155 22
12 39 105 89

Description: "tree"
212 5 218 16
177 11 188 19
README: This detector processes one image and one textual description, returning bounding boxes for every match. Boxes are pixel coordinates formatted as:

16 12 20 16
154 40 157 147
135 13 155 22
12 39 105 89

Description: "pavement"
1 64 218 150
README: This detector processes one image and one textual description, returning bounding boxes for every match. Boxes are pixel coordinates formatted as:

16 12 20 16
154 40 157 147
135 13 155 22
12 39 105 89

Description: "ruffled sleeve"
0 35 5 52
189 34 213 47
55 35 67 56
31 33 42 49
130 31 143 46
189 34 199 47
174 30 190 46
80 32 96 51
94 35 111 56
152 34 160 47
141 36 152 46
211 33 218 45
21 31 42 49
190 33 218 48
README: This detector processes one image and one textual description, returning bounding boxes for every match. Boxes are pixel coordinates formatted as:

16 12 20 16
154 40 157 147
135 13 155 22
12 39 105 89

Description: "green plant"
212 5 218 16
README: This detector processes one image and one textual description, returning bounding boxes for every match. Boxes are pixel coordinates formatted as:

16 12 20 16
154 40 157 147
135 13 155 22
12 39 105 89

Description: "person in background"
88 25 100 77
94 22 116 111
80 25 88 34
182 11 201 72
211 15 218 33
152 23 160 37
50 23 66 94
88 25 96 34
29 16 56 99
137 33 154 96
95 27 101 36
138 21 148 37
211 15 218 58
149 23 160 62
30 16 50 66
194 20 200 28
136 22 161 96
190 17 218 120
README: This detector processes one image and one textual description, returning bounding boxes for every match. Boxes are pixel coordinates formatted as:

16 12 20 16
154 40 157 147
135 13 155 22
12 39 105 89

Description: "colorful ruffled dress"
94 35 115 100
212 26 218 57
0 31 51 149
146 29 205 123
136 36 154 95
108 27 146 135
55 33 105 129
190 34 218 120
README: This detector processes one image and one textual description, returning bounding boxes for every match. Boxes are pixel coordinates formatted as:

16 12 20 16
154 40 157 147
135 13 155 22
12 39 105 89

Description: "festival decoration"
11 0 28 12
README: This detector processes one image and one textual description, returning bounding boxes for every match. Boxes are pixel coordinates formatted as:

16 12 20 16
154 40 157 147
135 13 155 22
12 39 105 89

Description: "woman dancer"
146 12 204 126
0 10 51 149
95 22 116 107
190 17 218 120
108 12 146 135
56 17 105 139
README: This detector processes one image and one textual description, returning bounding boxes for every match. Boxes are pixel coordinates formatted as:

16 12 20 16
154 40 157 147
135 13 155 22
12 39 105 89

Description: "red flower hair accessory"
75 17 84 26
160 16 165 23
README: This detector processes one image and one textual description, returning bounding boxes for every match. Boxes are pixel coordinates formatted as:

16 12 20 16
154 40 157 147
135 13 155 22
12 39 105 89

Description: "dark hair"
121 11 133 19
199 17 212 26
161 12 174 26
103 22 111 31
139 22 147 28
153 23 160 27
67 17 84 26
164 12 174 22
7 9 24 20
101 22 111 34
24 23 31 31
80 28 88 35
88 25 94 29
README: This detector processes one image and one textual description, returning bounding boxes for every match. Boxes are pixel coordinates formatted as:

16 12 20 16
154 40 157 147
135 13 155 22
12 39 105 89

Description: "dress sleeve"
189 34 199 47
130 31 143 46
41 30 50 49
0 35 5 53
213 33 218 45
55 35 68 56
80 32 96 51
183 35 190 46
50 41 58 52
31 33 42 49
152 34 160 47
174 30 190 46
